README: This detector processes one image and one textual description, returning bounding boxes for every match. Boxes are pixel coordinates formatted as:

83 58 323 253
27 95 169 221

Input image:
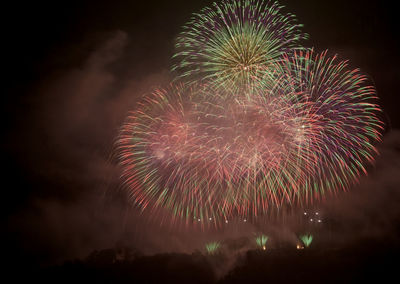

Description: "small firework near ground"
205 241 221 254
255 234 269 250
300 234 313 248
116 0 384 227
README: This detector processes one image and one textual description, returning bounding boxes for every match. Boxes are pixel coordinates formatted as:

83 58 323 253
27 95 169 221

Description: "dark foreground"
11 239 399 283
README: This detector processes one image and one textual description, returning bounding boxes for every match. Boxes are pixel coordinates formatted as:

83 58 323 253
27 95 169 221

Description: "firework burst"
255 234 269 249
205 242 221 254
172 0 307 91
116 1 384 227
117 54 383 224
267 50 384 203
300 234 313 247
116 84 298 224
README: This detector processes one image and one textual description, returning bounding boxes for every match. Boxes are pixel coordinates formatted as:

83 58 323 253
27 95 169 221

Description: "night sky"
3 0 400 282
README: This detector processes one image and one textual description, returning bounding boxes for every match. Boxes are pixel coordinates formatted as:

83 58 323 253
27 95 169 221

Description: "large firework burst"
270 50 384 203
116 1 384 227
117 50 383 225
117 84 300 224
172 0 307 91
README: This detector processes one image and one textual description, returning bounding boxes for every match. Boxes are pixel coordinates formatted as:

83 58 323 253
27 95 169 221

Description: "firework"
117 83 309 224
266 50 384 203
117 1 383 227
172 0 307 91
255 235 269 250
117 84 286 223
300 234 313 247
117 52 383 224
205 242 221 254
117 84 220 223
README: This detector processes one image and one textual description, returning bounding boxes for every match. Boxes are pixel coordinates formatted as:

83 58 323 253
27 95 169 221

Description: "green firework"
255 234 269 249
205 242 221 254
300 234 313 247
173 0 308 91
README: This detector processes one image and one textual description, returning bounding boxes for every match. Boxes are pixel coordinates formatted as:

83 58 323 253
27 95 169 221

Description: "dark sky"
3 0 400 272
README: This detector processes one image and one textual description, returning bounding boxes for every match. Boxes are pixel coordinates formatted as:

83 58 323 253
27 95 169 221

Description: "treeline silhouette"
21 239 400 283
